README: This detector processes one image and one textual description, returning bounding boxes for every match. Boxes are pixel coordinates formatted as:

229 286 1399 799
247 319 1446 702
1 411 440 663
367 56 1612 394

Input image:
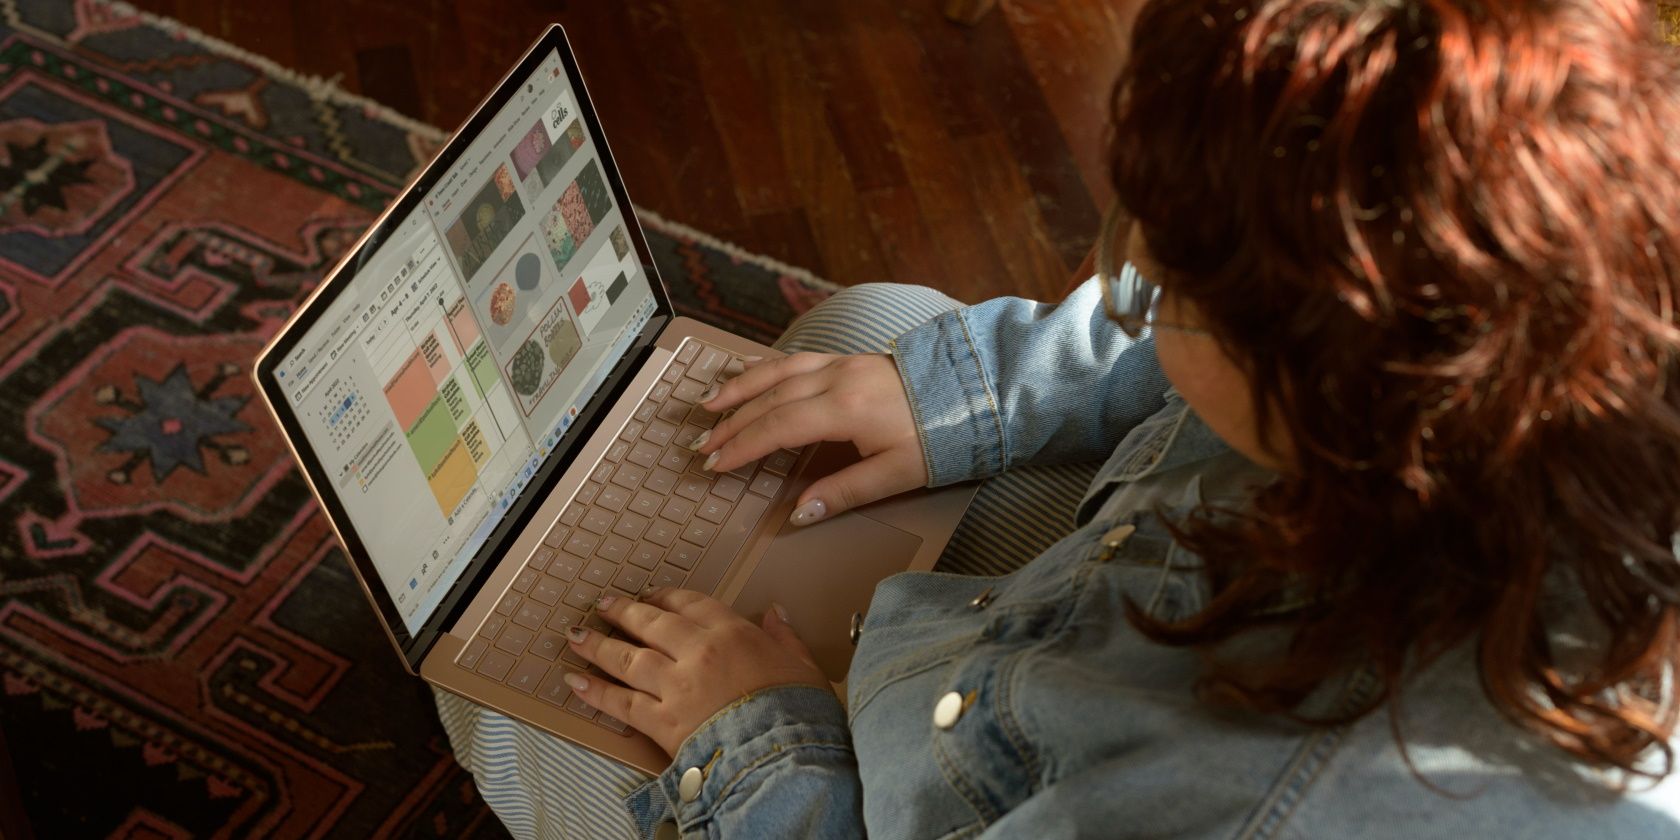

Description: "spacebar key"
685 494 770 595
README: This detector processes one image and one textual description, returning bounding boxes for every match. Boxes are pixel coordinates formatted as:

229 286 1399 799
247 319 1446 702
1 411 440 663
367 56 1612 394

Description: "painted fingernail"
772 601 791 623
789 499 828 526
566 626 589 643
699 385 720 403
596 594 617 610
702 451 721 472
563 672 590 692
639 585 662 600
742 355 765 367
688 430 710 451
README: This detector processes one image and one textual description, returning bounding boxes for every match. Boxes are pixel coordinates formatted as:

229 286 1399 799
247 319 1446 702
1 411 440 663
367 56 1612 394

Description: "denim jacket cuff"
623 684 853 838
891 309 1007 486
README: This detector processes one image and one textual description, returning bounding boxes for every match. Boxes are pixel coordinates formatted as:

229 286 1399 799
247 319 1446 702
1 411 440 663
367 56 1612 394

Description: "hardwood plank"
955 132 1073 301
858 186 946 289
788 2 911 194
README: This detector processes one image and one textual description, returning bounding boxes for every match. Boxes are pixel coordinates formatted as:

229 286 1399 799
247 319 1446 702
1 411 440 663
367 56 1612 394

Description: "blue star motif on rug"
95 364 251 480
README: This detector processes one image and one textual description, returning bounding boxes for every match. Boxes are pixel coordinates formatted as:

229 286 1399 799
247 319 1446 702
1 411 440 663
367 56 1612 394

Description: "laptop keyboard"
452 339 801 734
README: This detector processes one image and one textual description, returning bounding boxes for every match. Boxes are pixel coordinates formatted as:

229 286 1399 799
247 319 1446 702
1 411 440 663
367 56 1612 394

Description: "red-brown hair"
1112 0 1680 778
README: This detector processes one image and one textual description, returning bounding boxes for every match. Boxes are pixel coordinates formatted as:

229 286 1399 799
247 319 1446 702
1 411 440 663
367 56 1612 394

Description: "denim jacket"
625 279 1680 838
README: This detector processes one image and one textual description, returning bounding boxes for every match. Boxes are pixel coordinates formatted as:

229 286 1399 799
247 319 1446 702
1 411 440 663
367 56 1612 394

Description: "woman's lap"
436 283 1097 839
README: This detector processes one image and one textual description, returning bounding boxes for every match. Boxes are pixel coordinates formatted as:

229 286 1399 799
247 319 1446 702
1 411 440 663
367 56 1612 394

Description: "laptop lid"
253 26 673 670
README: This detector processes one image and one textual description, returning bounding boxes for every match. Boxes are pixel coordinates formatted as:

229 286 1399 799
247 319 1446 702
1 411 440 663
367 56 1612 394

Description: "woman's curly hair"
1112 0 1680 778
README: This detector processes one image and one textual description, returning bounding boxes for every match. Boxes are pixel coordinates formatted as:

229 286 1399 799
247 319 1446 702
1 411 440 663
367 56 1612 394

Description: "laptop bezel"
252 25 674 670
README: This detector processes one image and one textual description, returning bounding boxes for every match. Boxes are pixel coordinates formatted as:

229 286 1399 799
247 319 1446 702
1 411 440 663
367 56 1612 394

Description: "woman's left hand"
561 588 830 757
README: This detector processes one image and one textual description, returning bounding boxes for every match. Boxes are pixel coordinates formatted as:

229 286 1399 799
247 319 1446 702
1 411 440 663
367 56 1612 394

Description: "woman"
444 0 1680 835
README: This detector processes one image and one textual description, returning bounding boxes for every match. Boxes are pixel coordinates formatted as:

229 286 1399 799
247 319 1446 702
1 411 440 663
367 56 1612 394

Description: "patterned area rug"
0 1 834 836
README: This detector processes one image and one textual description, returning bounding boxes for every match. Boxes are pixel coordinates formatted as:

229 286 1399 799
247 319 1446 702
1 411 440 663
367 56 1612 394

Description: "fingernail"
563 672 590 692
772 601 790 623
639 585 661 600
699 385 720 403
789 498 828 526
566 626 589 643
702 451 720 472
596 594 617 610
741 355 765 368
688 430 710 451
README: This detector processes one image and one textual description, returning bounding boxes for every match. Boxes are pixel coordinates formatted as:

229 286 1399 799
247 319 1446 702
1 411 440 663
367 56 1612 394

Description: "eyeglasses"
1095 202 1208 338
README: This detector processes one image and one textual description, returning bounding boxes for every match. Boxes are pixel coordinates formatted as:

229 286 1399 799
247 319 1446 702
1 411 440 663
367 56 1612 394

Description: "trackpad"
733 513 923 682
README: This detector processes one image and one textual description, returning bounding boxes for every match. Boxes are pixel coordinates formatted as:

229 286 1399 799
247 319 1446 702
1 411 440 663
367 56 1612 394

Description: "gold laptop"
251 25 975 775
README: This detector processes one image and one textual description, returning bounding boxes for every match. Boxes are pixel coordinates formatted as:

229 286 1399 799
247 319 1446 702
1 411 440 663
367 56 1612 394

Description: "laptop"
251 25 975 775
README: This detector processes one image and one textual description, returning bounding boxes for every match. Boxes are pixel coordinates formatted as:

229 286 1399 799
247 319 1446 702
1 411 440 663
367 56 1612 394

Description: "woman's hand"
562 589 828 757
692 353 927 526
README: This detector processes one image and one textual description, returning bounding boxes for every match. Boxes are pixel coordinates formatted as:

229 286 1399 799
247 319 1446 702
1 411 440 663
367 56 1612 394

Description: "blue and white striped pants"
435 283 1099 839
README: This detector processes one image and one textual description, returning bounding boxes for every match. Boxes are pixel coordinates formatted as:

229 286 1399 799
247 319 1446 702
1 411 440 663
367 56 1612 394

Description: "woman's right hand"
691 352 927 526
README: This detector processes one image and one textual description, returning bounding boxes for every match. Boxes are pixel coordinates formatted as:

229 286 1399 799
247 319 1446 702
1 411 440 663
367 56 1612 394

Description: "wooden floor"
128 0 1137 304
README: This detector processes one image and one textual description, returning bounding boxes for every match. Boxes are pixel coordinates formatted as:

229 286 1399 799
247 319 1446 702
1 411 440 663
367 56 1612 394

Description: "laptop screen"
271 46 658 635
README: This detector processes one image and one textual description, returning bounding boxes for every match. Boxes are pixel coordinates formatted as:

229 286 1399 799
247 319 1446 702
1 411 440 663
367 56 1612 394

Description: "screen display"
274 49 658 634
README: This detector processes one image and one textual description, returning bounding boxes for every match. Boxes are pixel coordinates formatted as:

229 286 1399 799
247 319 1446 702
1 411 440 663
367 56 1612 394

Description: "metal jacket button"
678 766 703 802
849 611 864 645
1101 523 1137 549
968 586 995 609
933 690 964 730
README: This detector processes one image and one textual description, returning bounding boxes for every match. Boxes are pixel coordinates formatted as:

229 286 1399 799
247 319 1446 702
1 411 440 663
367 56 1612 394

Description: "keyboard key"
628 441 661 468
564 582 602 611
560 504 584 526
615 511 651 541
531 575 565 606
628 541 662 570
684 520 720 546
674 475 709 502
688 406 721 428
582 557 616 588
496 625 533 655
495 592 522 616
612 463 648 490
530 547 557 571
605 439 630 463
658 449 693 475
650 381 674 403
711 475 746 502
576 482 602 505
597 484 629 512
565 692 599 720
541 525 569 548
581 507 614 535
477 648 516 681
563 531 601 559
634 400 658 423
537 665 575 707
690 346 727 382
597 713 630 734
646 465 680 494
507 657 548 694
531 630 566 661
689 492 771 595
661 497 696 523
458 637 489 670
656 400 689 424
645 518 680 547
661 364 684 383
673 424 706 449
592 463 615 484
562 647 591 667
583 612 611 634
728 461 757 480
599 534 634 563
622 421 646 442
549 553 581 581
677 340 700 363
478 614 507 640
696 497 730 524
723 356 747 378
614 565 650 593
764 450 798 476
643 420 676 447
667 541 701 570
514 601 551 631
545 605 585 633
652 564 686 589
672 378 707 403
512 568 538 593
750 473 785 498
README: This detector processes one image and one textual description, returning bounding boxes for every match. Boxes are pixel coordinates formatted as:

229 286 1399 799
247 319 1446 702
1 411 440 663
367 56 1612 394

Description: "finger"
561 669 659 735
696 370 831 457
703 399 838 475
642 587 739 628
592 592 700 657
788 449 925 527
567 626 673 694
760 602 818 668
700 352 834 413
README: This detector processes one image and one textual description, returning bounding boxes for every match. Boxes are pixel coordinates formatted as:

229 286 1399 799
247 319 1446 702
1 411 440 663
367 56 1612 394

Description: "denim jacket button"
933 690 964 730
849 611 864 645
968 586 995 609
678 766 703 802
655 819 679 840
1101 523 1137 548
